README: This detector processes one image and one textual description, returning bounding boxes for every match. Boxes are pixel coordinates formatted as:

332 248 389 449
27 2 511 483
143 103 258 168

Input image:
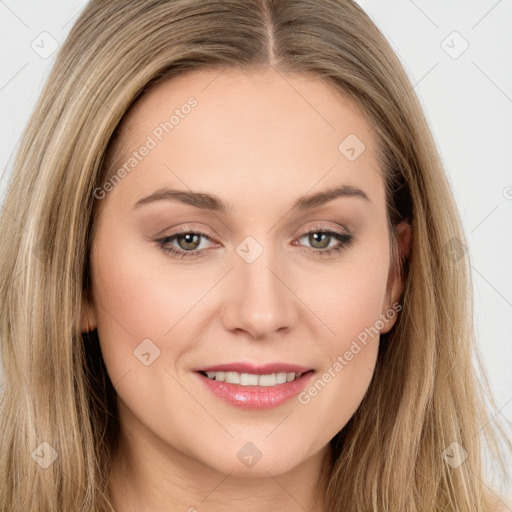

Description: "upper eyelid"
161 220 351 238
160 225 349 237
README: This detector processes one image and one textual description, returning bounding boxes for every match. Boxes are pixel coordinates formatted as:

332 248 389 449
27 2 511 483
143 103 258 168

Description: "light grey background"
1 0 511 500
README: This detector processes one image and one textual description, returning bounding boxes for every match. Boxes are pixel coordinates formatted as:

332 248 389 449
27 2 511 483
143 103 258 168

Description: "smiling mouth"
194 366 316 409
197 370 313 387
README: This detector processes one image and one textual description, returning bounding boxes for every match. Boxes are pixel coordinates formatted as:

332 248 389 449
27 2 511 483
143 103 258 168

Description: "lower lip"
196 371 315 410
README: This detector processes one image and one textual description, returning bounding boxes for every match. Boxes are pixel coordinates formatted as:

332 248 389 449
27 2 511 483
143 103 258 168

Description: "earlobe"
380 221 412 333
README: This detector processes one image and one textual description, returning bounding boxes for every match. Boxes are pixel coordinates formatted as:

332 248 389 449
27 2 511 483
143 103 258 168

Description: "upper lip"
193 362 313 375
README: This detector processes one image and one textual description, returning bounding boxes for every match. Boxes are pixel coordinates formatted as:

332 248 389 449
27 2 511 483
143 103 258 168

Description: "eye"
156 228 216 259
155 225 355 259
294 227 355 257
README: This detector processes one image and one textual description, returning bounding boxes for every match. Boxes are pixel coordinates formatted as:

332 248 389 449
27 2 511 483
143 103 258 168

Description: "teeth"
225 371 240 384
203 371 302 386
258 374 276 386
276 373 286 384
240 373 259 385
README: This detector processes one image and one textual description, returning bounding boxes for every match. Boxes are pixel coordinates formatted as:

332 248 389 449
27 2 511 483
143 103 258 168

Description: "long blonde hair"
0 1 509 510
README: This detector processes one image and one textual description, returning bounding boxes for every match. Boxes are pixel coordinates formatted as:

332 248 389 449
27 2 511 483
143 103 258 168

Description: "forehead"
103 67 385 216
116 66 375 151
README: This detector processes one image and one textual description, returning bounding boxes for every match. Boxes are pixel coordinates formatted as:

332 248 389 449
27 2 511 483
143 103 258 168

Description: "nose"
220 246 298 340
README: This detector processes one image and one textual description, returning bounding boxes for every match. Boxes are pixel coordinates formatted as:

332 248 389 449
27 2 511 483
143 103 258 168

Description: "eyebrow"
133 184 370 213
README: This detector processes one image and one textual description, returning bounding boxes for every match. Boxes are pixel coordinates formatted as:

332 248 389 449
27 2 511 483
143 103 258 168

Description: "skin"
82 66 411 512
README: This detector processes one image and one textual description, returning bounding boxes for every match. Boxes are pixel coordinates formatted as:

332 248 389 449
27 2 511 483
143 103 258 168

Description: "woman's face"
83 67 410 478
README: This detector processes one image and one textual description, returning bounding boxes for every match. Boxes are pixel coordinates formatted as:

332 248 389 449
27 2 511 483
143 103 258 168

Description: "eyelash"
156 226 355 259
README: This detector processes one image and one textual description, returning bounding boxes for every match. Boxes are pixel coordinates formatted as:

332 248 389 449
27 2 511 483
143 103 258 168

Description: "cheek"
90 215 222 336
296 283 383 449
88 225 212 386
307 271 387 333
297 242 391 346
292 242 389 433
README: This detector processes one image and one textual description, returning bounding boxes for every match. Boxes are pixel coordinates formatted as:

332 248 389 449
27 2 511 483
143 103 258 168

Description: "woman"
0 1 510 510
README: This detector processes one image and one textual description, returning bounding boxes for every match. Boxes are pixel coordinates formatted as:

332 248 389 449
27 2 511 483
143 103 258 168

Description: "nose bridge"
221 236 297 338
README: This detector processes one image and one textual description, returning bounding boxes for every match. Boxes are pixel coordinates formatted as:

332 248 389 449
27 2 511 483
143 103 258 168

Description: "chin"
192 437 318 478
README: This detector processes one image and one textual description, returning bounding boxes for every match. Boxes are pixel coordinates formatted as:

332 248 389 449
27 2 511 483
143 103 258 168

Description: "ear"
380 221 411 334
81 294 98 333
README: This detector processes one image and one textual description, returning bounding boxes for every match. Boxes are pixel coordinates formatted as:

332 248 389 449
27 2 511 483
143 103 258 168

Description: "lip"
193 362 315 410
193 362 313 374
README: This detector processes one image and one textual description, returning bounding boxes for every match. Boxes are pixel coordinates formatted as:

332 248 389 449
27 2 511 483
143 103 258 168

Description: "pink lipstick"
193 362 315 410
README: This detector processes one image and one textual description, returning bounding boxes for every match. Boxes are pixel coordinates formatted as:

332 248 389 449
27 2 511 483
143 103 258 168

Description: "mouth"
193 363 315 410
